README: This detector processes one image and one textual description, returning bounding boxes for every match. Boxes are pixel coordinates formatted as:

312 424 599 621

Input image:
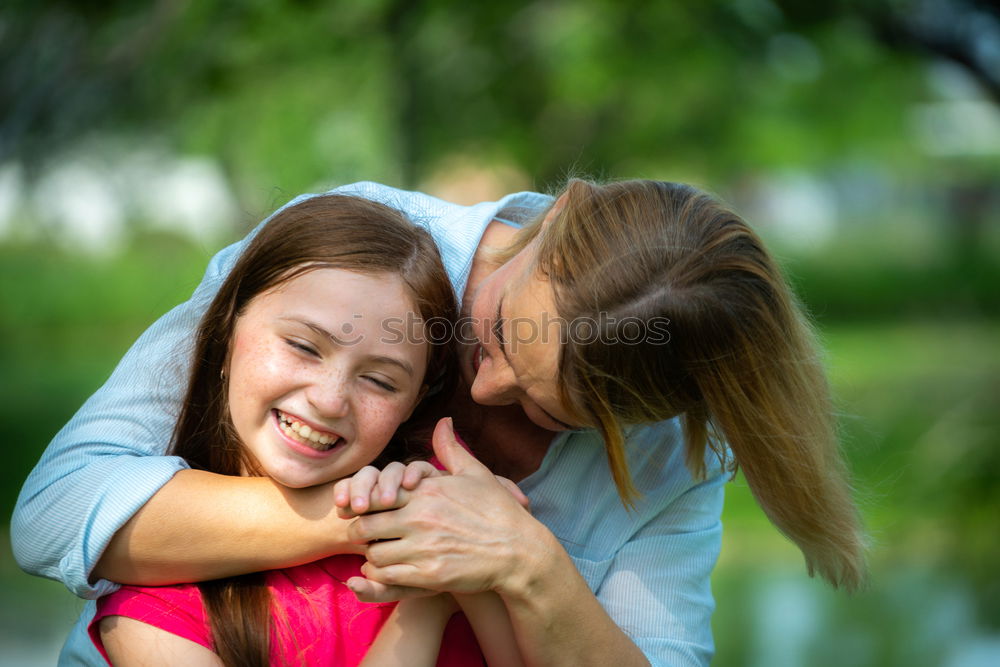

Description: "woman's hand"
345 418 547 601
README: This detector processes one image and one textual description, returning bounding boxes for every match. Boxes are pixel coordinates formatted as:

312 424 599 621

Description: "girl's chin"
266 468 339 490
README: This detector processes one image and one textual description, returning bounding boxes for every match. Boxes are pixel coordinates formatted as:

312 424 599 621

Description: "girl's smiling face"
225 268 430 489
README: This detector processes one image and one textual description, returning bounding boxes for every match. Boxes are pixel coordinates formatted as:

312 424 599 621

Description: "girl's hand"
334 461 442 518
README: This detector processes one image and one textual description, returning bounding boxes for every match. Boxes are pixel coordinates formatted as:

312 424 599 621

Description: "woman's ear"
541 193 568 228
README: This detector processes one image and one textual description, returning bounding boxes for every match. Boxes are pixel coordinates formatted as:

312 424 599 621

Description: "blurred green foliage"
5 1 998 199
2 0 999 664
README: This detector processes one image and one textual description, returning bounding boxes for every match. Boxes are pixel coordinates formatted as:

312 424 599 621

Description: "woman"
14 179 866 666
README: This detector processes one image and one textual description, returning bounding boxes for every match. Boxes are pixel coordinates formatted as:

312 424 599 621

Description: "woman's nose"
469 356 518 406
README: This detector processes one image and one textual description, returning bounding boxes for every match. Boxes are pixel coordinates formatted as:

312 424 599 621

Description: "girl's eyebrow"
283 317 415 377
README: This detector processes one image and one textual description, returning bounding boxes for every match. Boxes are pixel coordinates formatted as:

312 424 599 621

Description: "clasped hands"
333 418 534 603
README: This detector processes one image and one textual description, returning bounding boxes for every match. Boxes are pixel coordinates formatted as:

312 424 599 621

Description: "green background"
2 1 998 664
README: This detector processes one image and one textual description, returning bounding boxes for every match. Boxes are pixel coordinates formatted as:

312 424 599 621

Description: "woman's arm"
92 470 362 585
355 491 649 667
341 462 526 666
351 419 723 666
12 229 258 594
349 420 652 667
492 539 649 667
100 616 223 667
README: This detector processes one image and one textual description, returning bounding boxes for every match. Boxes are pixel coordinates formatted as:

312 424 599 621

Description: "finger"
337 504 360 520
364 535 415 567
349 466 381 514
495 475 531 510
401 461 441 490
348 508 406 543
333 478 352 509
369 487 413 513
345 577 434 603
360 561 431 590
376 462 406 506
343 487 412 517
431 417 491 478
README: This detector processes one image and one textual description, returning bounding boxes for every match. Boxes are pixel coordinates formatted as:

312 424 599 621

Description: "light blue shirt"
12 182 724 666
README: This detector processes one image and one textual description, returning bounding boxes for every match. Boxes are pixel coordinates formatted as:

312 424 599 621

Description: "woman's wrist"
494 515 568 603
277 480 366 556
95 471 364 584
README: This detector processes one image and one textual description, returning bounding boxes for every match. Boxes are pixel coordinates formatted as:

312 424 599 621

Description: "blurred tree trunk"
384 0 425 187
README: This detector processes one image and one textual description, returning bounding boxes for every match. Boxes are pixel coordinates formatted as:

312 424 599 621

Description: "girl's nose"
306 378 351 419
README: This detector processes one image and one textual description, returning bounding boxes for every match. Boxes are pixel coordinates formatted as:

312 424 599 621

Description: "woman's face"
226 268 429 489
465 241 580 432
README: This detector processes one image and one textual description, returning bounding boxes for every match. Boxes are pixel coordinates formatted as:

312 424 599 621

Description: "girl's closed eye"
286 338 320 357
364 375 398 393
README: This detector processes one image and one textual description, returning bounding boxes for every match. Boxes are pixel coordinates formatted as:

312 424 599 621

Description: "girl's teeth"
278 412 338 451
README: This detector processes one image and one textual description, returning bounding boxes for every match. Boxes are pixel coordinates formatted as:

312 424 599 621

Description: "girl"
89 194 522 666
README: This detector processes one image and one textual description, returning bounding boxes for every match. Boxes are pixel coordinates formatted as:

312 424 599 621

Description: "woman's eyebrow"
286 317 415 376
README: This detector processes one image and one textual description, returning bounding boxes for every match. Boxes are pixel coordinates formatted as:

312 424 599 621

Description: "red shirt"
89 554 483 666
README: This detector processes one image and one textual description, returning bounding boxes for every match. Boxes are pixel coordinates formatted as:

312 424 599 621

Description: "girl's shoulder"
90 582 211 662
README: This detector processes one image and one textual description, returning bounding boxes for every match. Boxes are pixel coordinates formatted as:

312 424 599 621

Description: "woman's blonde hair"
501 178 867 591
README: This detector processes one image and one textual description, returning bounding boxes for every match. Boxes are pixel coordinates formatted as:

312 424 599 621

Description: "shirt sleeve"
9 183 384 598
595 472 725 667
10 236 244 598
89 583 212 665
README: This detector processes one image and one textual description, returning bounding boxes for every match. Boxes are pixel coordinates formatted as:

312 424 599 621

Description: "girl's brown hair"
169 194 458 666
501 178 866 591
